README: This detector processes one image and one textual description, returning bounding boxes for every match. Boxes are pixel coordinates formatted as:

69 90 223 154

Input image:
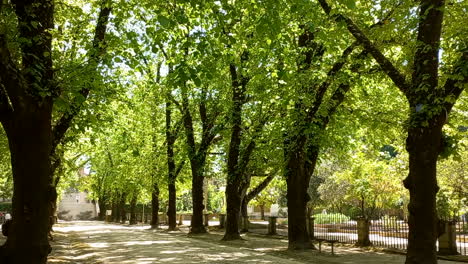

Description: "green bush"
313 213 350 224
0 202 11 212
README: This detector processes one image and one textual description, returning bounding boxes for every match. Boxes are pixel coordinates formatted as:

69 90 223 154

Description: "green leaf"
158 15 171 28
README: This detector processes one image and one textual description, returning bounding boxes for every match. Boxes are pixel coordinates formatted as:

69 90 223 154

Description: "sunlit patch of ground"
0 221 464 263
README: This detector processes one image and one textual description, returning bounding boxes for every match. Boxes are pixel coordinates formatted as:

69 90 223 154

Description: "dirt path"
39 221 464 263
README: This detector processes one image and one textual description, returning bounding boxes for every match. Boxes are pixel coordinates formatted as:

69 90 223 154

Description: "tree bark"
0 0 55 262
180 84 217 234
119 193 126 224
98 194 108 221
111 200 118 222
190 161 207 234
129 194 137 225
165 100 178 231
284 136 315 250
1 108 53 263
150 183 160 228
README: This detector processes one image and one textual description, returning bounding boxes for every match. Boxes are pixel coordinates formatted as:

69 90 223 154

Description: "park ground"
11 221 459 264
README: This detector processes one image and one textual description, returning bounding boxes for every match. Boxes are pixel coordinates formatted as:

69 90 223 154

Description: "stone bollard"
268 216 277 235
219 214 226 228
306 216 315 239
178 214 183 225
438 220 459 255
355 217 371 247
204 213 210 226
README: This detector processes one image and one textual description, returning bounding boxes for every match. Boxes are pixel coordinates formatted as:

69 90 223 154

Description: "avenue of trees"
0 0 467 263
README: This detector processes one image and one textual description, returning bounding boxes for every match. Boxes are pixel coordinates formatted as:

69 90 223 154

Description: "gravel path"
17 221 462 264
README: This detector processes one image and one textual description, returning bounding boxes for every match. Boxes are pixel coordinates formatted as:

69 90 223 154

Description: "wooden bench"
314 238 339 255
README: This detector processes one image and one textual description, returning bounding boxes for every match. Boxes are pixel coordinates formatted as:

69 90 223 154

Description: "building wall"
58 191 97 220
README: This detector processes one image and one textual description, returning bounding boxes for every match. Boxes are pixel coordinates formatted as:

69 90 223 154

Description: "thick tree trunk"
223 184 242 240
403 116 444 264
1 108 53 263
190 168 207 234
241 197 248 218
222 59 251 240
285 137 316 250
129 194 137 225
167 182 177 230
165 98 178 231
150 183 160 228
98 195 108 221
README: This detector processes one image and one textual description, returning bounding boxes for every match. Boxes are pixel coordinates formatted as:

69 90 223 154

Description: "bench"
314 238 338 255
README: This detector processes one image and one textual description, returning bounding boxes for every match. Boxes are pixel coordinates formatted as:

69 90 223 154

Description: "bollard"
219 214 226 228
204 213 210 226
307 216 315 239
268 216 277 235
178 214 183 225
438 220 459 255
355 217 371 247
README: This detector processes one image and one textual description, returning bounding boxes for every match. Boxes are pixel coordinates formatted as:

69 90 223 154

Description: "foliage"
313 213 350 224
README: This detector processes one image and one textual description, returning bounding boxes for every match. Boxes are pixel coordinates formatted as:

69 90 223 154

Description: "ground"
9 221 455 264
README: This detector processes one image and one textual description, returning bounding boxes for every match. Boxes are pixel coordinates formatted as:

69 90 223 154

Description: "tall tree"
0 0 55 262
318 0 467 262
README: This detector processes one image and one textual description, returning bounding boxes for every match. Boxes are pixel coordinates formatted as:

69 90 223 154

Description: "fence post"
178 214 183 225
356 217 371 247
219 214 226 228
438 220 459 255
204 213 210 226
307 216 315 239
268 216 277 235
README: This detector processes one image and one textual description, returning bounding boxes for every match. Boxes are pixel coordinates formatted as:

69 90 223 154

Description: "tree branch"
245 174 275 202
308 41 358 118
51 0 112 154
0 34 22 114
317 0 410 93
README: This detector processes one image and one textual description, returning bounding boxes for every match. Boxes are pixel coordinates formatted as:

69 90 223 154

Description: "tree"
318 0 468 262
0 0 58 262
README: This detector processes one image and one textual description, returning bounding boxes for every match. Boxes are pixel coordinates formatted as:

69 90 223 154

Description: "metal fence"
369 217 408 251
249 213 468 256
456 218 468 256
314 216 358 244
312 213 468 256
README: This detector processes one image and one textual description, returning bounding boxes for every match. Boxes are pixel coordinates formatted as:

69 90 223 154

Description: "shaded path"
47 221 464 264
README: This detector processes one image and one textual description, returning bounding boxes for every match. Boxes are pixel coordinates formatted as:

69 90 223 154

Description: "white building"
58 191 98 220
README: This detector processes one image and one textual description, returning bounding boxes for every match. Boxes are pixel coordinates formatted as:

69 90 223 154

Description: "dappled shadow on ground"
46 221 463 264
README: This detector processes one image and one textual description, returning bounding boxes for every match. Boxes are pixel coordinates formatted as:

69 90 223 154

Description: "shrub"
313 213 350 224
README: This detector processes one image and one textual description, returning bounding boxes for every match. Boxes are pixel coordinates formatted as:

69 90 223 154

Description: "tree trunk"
241 197 248 218
166 100 177 231
150 183 160 228
129 194 137 225
260 205 265 221
167 181 177 230
0 108 53 263
190 166 207 234
222 58 251 240
223 184 242 240
403 116 444 264
285 137 315 250
119 193 126 224
98 195 108 221
112 200 119 222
